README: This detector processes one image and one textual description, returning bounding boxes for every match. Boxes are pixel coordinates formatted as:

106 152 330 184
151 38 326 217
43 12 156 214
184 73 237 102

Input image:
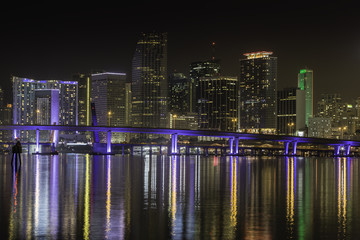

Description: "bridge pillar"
229 137 234 154
345 144 351 156
36 129 40 153
292 141 298 156
284 141 290 155
107 130 112 153
334 145 340 156
171 133 178 154
234 137 239 155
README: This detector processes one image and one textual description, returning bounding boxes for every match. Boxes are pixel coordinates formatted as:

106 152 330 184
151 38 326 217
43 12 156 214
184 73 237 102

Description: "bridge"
1 125 360 156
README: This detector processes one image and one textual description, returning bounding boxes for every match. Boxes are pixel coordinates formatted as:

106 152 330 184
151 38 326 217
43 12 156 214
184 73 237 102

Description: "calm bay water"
0 154 360 239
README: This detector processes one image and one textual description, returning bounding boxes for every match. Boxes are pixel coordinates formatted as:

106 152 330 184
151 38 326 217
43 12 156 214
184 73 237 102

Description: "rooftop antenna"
211 41 216 60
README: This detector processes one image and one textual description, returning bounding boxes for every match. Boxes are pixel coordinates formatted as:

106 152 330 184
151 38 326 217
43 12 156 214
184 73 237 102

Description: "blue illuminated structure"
1 125 359 156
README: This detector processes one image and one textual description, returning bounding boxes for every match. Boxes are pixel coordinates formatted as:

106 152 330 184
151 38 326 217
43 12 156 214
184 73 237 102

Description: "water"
0 154 360 239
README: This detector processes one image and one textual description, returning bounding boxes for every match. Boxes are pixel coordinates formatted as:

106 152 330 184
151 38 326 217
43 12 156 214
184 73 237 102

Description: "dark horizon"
1 2 359 104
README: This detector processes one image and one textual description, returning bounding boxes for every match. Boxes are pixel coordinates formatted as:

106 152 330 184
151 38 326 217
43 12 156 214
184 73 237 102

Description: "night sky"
1 2 359 106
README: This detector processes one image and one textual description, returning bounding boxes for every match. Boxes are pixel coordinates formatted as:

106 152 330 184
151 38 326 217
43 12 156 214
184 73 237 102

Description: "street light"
231 118 237 132
288 122 295 136
108 111 112 126
172 114 177 129
339 126 347 139
36 109 40 124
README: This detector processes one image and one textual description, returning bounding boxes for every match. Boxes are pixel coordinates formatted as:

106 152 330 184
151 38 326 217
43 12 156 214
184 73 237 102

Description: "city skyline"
1 2 359 106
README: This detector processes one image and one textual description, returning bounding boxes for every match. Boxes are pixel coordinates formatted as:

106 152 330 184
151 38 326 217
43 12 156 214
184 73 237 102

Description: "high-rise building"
34 89 59 125
91 72 128 142
296 89 306 135
73 73 91 126
189 59 221 113
277 88 297 135
317 93 343 127
0 86 4 125
12 76 78 140
34 89 59 142
131 32 168 129
308 117 332 138
239 51 277 133
198 76 238 132
168 72 190 115
297 68 313 126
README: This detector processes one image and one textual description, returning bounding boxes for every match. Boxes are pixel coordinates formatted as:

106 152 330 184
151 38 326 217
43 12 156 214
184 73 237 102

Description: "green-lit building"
297 69 313 126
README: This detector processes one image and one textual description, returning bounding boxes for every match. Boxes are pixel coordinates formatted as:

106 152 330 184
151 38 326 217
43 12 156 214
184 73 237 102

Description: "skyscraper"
131 32 168 129
239 51 277 133
277 88 297 135
168 72 190 115
12 76 78 140
34 89 59 142
73 73 91 126
297 68 313 126
317 93 343 127
91 72 129 142
189 59 221 113
198 76 238 132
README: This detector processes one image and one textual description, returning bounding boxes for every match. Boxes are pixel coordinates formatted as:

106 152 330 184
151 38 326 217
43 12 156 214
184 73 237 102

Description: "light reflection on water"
1 154 360 239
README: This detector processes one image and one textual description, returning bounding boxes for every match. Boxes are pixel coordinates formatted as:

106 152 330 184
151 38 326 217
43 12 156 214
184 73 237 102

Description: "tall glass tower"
297 69 313 126
239 51 277 133
189 59 221 113
91 72 128 143
199 76 238 132
131 32 168 128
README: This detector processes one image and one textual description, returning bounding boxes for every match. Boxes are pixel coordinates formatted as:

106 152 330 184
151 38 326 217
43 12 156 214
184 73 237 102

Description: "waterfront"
1 154 360 239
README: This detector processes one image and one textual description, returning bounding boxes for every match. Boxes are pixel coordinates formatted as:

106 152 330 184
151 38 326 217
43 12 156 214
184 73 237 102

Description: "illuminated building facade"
308 117 332 138
73 73 91 126
296 89 306 135
189 59 221 113
239 51 277 133
34 89 59 125
131 32 168 129
168 72 190 115
298 68 313 126
198 76 238 132
12 76 78 140
169 112 198 130
277 88 297 135
91 72 129 142
317 93 343 127
34 89 59 141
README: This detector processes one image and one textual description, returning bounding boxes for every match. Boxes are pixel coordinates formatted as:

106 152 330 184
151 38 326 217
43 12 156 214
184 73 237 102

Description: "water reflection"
337 157 349 240
2 154 360 239
286 157 296 238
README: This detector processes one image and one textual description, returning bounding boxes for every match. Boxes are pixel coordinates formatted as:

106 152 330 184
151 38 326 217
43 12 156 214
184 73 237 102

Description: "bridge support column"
292 141 297 156
284 141 290 155
36 129 40 153
345 144 351 156
234 137 239 155
229 137 234 154
334 145 340 156
107 130 111 153
171 133 178 154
